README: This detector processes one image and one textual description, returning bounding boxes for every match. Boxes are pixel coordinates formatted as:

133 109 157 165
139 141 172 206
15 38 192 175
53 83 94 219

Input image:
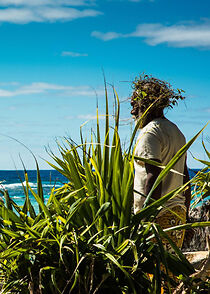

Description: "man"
131 75 191 252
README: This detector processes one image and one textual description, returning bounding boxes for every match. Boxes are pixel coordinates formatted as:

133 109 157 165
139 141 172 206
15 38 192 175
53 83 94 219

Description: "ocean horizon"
0 169 208 213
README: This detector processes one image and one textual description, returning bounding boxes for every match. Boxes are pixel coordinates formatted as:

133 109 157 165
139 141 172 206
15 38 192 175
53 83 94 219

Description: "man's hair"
131 74 185 117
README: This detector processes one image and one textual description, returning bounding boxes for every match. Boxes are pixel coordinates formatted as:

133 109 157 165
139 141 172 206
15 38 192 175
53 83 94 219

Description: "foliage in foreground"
0 86 209 293
190 139 210 208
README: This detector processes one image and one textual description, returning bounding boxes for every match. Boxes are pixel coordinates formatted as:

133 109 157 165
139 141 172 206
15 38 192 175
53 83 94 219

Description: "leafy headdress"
131 74 185 123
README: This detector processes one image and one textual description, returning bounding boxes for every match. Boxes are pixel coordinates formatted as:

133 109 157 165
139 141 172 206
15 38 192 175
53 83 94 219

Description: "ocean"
0 169 208 213
0 170 67 213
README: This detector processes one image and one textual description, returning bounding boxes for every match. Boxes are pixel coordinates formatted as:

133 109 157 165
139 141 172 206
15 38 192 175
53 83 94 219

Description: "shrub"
0 85 209 293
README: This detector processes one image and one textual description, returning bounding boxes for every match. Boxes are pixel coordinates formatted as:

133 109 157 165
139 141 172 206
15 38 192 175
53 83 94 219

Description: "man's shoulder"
152 118 184 134
141 118 185 141
141 118 166 134
155 118 186 146
141 119 160 132
139 118 185 138
161 118 185 136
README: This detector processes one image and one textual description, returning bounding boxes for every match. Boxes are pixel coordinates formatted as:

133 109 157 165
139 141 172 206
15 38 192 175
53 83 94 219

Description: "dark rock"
182 201 210 252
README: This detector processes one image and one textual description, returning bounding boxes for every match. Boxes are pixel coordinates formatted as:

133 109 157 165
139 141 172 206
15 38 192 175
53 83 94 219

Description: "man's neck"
141 114 165 128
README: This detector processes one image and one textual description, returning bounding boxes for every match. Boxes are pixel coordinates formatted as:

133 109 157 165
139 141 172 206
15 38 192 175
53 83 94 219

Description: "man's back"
134 118 186 213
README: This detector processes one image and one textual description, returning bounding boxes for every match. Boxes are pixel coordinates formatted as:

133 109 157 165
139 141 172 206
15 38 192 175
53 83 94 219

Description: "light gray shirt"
134 118 186 214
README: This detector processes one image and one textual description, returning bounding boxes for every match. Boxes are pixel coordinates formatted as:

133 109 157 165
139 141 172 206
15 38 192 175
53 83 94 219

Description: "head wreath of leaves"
131 74 185 113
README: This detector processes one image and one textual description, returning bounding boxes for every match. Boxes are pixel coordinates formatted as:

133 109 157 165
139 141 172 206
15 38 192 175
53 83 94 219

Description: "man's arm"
144 159 162 201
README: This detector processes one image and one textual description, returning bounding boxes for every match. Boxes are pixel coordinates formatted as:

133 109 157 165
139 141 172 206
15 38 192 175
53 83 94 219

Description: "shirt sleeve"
135 130 162 161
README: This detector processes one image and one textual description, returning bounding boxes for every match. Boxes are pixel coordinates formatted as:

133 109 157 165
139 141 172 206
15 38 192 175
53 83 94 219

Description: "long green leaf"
103 252 137 294
27 183 52 220
96 100 102 170
0 206 23 224
101 78 109 185
202 137 210 159
163 221 210 232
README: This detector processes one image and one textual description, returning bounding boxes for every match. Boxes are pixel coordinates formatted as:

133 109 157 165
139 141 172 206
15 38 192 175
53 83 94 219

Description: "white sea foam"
1 182 62 190
42 184 62 188
2 181 37 189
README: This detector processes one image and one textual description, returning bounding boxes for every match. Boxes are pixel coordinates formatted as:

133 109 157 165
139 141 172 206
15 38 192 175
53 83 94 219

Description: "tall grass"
0 85 209 293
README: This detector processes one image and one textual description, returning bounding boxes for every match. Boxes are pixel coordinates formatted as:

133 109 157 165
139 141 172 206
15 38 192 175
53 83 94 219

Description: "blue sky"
0 0 209 170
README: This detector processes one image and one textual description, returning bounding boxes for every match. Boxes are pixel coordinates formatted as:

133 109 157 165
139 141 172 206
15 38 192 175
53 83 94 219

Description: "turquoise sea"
0 169 209 212
0 170 66 213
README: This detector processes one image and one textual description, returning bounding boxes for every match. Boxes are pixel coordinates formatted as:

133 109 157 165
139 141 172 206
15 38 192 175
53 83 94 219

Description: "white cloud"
61 51 88 57
64 114 108 121
0 0 94 6
204 108 210 113
92 21 210 48
91 31 123 41
0 0 101 23
0 8 41 23
0 82 102 97
0 89 13 96
77 114 111 121
38 7 100 22
132 23 210 47
78 114 98 120
106 0 152 2
0 0 153 5
0 81 20 86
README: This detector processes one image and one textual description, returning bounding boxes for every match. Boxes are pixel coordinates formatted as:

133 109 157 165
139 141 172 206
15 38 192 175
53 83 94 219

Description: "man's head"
130 74 185 127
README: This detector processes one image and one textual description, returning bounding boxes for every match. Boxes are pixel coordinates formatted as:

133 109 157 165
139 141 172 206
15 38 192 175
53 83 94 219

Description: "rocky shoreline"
182 201 210 252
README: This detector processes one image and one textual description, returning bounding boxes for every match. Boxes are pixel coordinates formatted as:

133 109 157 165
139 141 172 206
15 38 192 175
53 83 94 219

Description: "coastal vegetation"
0 85 209 293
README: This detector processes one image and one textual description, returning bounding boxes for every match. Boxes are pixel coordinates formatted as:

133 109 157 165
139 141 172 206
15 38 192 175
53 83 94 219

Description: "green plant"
0 85 209 293
190 140 210 208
